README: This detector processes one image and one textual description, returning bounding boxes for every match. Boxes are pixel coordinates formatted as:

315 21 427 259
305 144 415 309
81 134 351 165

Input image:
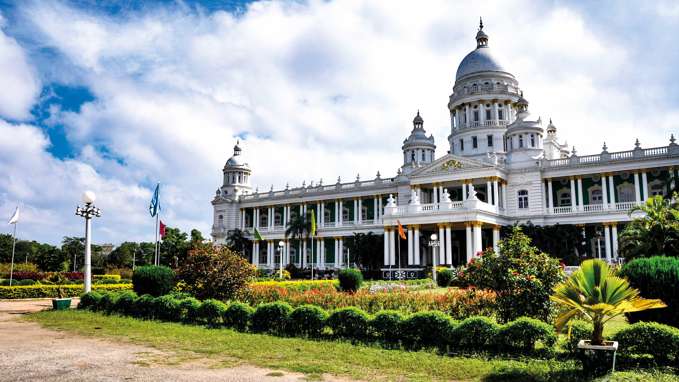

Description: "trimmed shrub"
177 246 255 300
78 291 102 310
562 319 592 355
179 297 201 324
496 316 557 353
251 302 293 335
613 322 679 364
93 274 122 281
327 307 370 341
197 299 228 327
0 284 130 299
338 268 363 292
401 311 454 351
286 305 328 338
153 295 182 322
133 294 156 319
619 256 678 327
132 266 175 297
223 302 254 331
452 316 499 350
112 290 138 316
436 268 454 288
370 310 404 346
98 292 116 313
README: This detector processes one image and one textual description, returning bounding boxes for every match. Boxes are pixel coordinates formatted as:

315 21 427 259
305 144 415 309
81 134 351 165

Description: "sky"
1 0 678 246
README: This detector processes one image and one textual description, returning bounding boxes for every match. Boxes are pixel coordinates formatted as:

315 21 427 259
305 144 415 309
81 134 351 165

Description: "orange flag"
397 220 407 240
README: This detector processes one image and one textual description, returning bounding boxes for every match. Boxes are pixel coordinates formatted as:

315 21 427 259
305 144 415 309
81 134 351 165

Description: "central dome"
455 19 511 81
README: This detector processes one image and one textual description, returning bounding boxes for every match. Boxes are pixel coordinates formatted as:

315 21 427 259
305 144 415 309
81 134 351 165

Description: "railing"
385 201 468 217
548 202 642 215
545 145 675 169
449 85 520 103
460 120 508 129
240 177 396 202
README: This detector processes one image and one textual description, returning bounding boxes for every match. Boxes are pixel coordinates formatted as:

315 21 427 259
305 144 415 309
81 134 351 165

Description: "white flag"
8 206 19 225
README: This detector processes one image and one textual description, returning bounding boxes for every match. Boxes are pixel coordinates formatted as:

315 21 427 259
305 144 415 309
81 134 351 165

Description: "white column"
338 237 344 267
353 199 358 224
577 177 584 211
465 224 473 263
501 182 508 210
407 227 414 265
462 183 467 201
389 230 396 266
320 202 325 227
383 230 389 266
334 238 339 268
493 102 499 121
285 241 290 264
445 225 453 265
493 179 499 207
634 172 641 204
486 179 492 204
334 201 339 225
413 226 420 265
608 175 617 207
473 223 482 255
320 239 325 268
338 200 344 226
254 208 259 229
611 224 619 260
547 179 554 212
438 226 445 264
267 241 273 267
316 203 321 228
492 226 500 253
570 178 577 212
641 171 649 201
302 239 307 267
240 209 245 230
252 242 258 266
373 198 378 223
604 224 612 263
378 196 383 221
601 175 609 210
358 198 363 224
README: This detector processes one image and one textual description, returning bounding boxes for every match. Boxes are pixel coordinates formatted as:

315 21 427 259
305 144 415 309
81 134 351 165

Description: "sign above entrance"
441 159 463 171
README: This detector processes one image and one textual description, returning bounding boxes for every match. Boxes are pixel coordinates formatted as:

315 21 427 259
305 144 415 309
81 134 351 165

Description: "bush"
401 311 453 351
452 316 499 350
338 268 363 292
0 284 132 299
251 302 293 335
437 268 454 287
223 302 254 331
370 310 404 346
198 299 228 327
98 292 116 313
133 294 156 319
112 290 138 316
619 256 678 327
179 297 201 324
93 274 122 281
78 291 102 310
153 295 182 322
286 305 328 338
177 246 255 300
16 279 36 286
496 317 556 353
327 307 370 341
562 319 592 355
132 266 175 297
613 322 679 364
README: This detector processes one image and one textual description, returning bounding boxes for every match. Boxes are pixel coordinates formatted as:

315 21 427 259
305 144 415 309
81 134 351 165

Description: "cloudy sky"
1 0 678 245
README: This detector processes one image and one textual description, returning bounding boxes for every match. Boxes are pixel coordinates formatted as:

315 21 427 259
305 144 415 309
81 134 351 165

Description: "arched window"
421 150 426 161
218 214 224 226
324 207 332 223
649 180 666 197
558 188 572 207
498 105 504 120
519 135 524 148
473 108 479 122
411 150 415 161
342 206 350 222
617 182 635 202
274 211 282 226
589 187 603 204
518 190 529 209
530 134 536 147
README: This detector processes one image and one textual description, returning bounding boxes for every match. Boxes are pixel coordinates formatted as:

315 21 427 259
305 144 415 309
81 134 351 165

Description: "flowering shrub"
178 246 255 300
241 285 496 318
0 283 131 299
249 280 337 293
0 271 84 281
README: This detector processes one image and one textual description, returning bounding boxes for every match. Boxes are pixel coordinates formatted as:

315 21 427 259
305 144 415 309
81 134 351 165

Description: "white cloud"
0 0 676 244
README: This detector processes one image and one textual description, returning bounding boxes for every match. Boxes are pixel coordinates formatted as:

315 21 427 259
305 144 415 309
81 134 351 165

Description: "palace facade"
211 22 679 278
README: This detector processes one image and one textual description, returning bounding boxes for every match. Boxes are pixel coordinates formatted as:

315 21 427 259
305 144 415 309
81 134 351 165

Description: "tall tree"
34 245 68 272
160 227 189 268
285 213 311 265
225 228 251 258
345 232 383 272
619 194 679 260
61 237 85 272
107 242 138 268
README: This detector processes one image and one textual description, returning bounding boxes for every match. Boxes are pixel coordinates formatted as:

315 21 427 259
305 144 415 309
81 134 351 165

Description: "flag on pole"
8 206 19 225
159 220 166 238
397 220 407 240
149 183 160 217
253 228 263 241
309 209 316 237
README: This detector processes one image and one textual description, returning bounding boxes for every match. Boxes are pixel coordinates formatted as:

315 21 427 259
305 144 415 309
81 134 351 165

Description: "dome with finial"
413 110 423 125
546 118 557 134
402 110 435 148
455 18 512 81
224 139 249 168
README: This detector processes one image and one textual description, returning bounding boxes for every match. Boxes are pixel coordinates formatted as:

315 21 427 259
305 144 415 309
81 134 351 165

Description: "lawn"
28 310 678 382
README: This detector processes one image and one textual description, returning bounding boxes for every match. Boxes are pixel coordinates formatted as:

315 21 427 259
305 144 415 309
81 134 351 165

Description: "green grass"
27 310 677 382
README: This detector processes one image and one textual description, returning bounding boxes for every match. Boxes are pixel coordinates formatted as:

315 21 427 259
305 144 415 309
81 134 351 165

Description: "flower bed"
240 285 496 319
248 280 338 292
0 284 132 299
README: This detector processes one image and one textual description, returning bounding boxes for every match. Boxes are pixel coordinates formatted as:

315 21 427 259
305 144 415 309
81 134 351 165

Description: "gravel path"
0 299 349 382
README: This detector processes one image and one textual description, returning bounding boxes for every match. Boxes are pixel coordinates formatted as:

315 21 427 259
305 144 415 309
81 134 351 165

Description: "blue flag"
149 183 160 217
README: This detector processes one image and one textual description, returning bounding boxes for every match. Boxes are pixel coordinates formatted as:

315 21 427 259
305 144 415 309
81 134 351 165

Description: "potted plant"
51 273 72 310
550 259 666 376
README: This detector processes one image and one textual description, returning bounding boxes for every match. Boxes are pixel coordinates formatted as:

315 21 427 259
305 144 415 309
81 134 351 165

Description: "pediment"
409 154 499 178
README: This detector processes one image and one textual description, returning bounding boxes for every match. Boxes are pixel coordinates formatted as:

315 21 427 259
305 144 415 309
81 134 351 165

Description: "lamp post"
428 233 439 284
75 191 101 293
278 240 285 279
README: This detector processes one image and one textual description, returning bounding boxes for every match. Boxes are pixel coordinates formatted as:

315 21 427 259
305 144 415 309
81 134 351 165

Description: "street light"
75 191 101 293
428 233 439 284
278 240 285 280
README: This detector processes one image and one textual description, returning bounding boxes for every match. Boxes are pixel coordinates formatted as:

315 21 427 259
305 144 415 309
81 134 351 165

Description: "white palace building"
212 22 679 278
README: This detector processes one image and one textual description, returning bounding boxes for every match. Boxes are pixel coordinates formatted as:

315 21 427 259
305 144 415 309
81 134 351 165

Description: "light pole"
428 233 439 285
278 240 285 280
75 191 101 293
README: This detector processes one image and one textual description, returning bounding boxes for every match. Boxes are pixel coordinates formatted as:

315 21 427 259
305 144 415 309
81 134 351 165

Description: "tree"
225 228 251 258
177 245 256 300
190 229 205 246
619 194 679 260
159 227 189 268
345 232 383 271
551 259 666 345
107 242 138 268
285 213 311 265
61 237 85 272
503 222 586 265
34 245 68 272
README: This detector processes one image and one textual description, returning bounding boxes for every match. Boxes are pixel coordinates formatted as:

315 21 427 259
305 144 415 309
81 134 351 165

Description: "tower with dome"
211 20 679 278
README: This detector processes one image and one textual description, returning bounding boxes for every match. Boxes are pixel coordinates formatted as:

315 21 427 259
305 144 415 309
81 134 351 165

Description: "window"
218 215 223 226
530 134 536 147
421 150 426 161
411 150 415 161
518 190 529 209
324 208 332 223
485 109 491 120
519 135 524 148
617 183 635 202
649 180 666 197
459 139 464 151
473 110 479 122
498 109 504 120
590 188 603 204
472 136 478 149
487 135 493 147
558 189 572 207
274 212 282 226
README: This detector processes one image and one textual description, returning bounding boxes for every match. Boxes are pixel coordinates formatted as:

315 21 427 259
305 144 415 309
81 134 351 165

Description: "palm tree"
285 213 311 265
225 228 251 258
550 259 666 345
619 194 679 260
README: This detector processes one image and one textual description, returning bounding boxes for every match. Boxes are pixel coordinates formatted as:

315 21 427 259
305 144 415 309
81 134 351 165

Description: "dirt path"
0 299 349 382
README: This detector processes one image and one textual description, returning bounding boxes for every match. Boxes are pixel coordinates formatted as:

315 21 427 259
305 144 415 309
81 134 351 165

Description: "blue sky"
0 0 678 245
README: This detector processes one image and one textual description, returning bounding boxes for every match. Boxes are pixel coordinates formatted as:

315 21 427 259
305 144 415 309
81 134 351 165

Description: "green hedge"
0 284 131 299
613 322 679 364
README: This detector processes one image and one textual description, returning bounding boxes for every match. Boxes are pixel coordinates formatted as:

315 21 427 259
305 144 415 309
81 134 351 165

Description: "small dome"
455 20 511 81
224 140 249 168
413 110 423 125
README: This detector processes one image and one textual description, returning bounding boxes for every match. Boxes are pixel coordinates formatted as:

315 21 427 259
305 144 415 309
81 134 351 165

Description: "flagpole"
154 212 159 266
9 221 17 287
397 234 401 280
310 236 314 280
